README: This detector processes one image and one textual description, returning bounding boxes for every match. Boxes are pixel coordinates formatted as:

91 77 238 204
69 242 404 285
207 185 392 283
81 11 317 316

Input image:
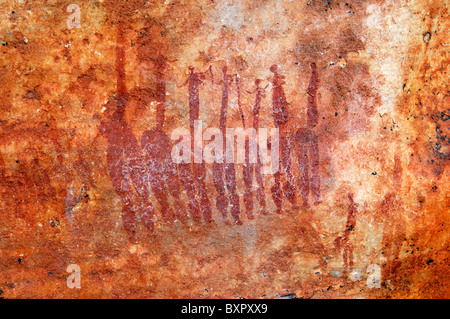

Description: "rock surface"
0 0 448 298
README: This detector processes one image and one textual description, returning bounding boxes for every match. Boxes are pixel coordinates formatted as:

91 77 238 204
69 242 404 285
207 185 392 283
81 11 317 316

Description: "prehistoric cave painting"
177 151 203 222
270 65 297 214
237 75 253 219
333 193 357 276
179 65 214 223
141 49 188 224
95 7 386 239
237 75 255 220
295 63 321 208
380 153 406 285
99 100 155 243
0 0 447 300
99 22 155 243
243 79 269 216
153 51 177 131
212 66 242 225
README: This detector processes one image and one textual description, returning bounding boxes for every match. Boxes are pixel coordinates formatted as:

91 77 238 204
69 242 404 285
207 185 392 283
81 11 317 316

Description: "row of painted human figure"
99 48 321 243
100 45 406 283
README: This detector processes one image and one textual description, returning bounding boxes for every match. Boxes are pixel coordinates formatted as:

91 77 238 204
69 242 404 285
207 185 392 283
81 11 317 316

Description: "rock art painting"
0 0 448 299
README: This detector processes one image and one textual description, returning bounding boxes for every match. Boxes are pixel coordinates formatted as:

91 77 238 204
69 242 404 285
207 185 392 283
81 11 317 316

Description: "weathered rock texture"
0 0 448 298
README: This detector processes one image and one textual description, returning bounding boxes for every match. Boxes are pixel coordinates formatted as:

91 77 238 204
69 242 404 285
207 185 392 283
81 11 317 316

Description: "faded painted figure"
380 153 406 285
141 51 188 224
180 65 214 223
334 193 357 276
99 97 155 243
270 64 297 214
99 21 154 243
212 66 242 225
243 79 269 216
296 63 321 208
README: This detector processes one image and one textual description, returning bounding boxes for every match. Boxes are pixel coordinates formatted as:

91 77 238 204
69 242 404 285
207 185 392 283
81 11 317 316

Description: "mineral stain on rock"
0 0 448 298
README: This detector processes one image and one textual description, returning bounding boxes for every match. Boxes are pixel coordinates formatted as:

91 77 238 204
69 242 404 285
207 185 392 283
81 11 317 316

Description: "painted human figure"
334 193 357 276
99 98 155 243
179 65 214 223
243 79 269 216
141 52 188 224
296 62 321 208
99 22 154 243
212 66 242 225
270 65 297 214
380 153 406 284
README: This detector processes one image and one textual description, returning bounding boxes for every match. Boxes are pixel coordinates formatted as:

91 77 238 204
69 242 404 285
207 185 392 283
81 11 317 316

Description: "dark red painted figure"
270 65 297 214
180 65 214 223
141 52 188 224
177 158 202 222
99 23 154 243
212 66 242 225
333 193 357 276
306 63 320 127
296 63 321 208
236 75 255 220
99 98 155 243
380 153 406 284
243 79 269 217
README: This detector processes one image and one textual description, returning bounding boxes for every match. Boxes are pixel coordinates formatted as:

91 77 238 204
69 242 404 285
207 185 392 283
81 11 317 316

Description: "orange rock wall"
0 0 448 298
